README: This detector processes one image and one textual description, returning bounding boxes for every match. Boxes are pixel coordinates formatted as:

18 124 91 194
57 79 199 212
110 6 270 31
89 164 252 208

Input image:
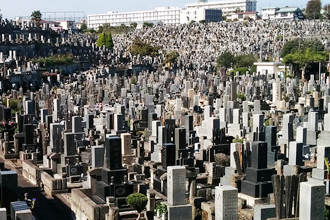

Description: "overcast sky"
0 0 321 20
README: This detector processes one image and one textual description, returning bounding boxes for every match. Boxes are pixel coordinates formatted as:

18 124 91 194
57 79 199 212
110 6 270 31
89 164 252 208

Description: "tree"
216 51 235 72
102 23 112 34
31 11 42 24
164 51 180 64
97 25 103 34
323 4 330 19
105 33 114 48
143 22 154 28
130 39 161 57
283 48 328 77
130 22 138 28
97 32 114 48
80 21 87 31
126 193 148 220
280 38 324 58
234 54 256 69
305 0 322 19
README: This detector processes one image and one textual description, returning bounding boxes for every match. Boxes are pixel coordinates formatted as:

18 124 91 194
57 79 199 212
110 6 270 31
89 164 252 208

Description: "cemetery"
1 6 330 220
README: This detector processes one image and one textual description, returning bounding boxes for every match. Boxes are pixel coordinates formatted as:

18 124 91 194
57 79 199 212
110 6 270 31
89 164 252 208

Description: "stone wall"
22 160 39 185
40 171 68 197
71 188 109 220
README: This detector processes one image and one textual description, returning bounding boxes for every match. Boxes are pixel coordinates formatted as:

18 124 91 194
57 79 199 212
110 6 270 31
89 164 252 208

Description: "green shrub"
31 54 74 67
97 32 114 48
237 93 246 102
130 39 161 57
126 193 148 213
265 119 270 126
234 67 249 75
155 203 167 215
164 51 180 64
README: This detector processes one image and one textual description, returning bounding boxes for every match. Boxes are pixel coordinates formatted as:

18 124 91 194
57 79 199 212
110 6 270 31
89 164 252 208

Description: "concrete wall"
71 188 109 220
40 171 68 197
22 160 39 185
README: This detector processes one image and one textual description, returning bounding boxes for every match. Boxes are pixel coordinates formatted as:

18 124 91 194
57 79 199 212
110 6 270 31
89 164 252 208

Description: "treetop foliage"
130 39 161 57
164 51 180 64
305 0 322 19
217 51 256 71
280 38 324 58
97 32 114 48
31 11 42 23
126 193 148 213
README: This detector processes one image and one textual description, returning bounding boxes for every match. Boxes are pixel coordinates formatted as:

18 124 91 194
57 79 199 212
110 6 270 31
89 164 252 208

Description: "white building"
59 21 76 30
185 0 257 16
180 7 222 23
262 6 304 20
227 11 258 21
87 7 181 29
253 62 285 75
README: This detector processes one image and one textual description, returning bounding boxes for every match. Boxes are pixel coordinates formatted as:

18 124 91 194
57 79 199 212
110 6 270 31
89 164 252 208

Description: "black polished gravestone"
185 115 193 132
23 124 34 145
165 124 176 144
161 143 176 169
3 107 11 123
174 128 186 155
141 108 148 122
104 136 122 170
241 141 275 198
94 176 133 203
265 126 279 166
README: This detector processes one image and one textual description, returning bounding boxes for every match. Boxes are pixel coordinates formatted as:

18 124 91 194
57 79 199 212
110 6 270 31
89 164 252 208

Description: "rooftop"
186 0 256 7
277 7 300 13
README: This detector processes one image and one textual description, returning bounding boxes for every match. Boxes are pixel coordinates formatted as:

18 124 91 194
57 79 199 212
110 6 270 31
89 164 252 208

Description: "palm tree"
31 11 42 25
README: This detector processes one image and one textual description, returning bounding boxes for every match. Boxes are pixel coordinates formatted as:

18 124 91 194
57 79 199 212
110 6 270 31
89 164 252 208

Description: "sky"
0 0 325 20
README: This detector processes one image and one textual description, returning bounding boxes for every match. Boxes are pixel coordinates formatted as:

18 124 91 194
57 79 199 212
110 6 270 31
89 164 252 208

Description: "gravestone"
299 181 325 220
162 143 176 169
241 141 275 198
104 136 122 170
167 166 186 206
121 133 131 156
91 145 105 168
254 204 276 220
215 185 238 220
174 128 186 160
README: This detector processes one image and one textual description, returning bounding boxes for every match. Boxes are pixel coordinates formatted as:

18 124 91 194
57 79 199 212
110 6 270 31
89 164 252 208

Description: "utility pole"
329 53 330 81
283 23 285 46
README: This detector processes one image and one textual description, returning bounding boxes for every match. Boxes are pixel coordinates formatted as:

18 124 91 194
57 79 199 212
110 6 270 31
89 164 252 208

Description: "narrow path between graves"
2 158 71 220
15 168 72 220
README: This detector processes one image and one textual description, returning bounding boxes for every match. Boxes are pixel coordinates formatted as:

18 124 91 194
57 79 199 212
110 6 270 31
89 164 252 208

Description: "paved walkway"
2 158 72 220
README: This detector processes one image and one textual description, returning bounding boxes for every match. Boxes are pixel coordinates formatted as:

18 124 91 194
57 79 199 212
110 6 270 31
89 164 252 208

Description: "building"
185 0 257 16
75 20 86 29
87 7 181 29
261 7 278 20
253 62 285 75
262 6 304 20
227 11 259 21
59 21 76 30
180 7 222 23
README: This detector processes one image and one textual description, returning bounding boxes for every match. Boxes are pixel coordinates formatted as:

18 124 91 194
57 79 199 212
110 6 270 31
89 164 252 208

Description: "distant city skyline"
0 0 315 20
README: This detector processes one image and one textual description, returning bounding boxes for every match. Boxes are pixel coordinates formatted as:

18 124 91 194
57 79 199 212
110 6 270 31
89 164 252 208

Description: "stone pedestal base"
167 204 192 220
283 165 299 176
